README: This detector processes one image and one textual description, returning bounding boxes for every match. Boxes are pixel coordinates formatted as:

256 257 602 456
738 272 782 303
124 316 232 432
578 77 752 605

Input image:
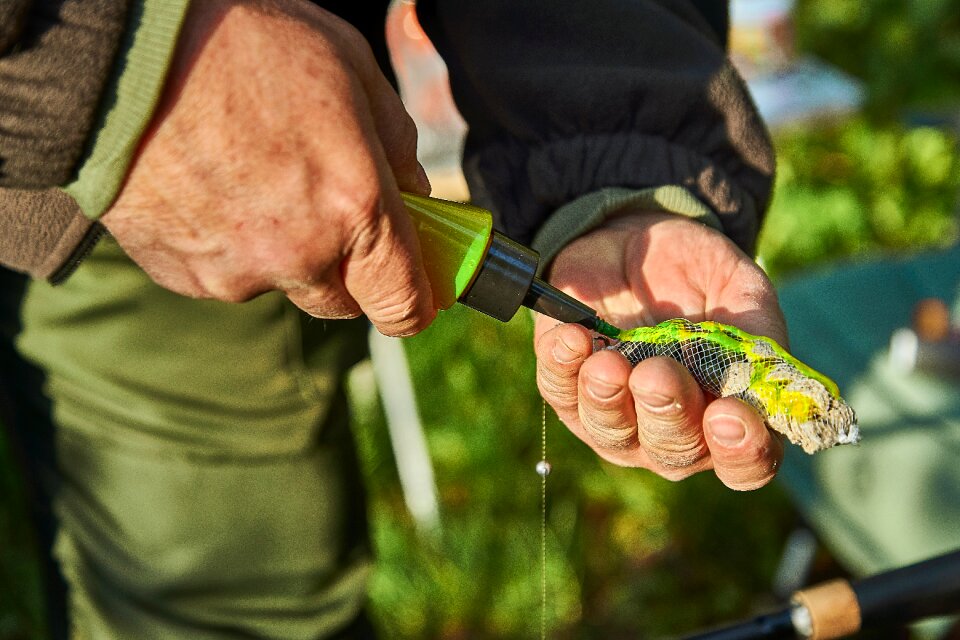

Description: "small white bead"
535 460 552 477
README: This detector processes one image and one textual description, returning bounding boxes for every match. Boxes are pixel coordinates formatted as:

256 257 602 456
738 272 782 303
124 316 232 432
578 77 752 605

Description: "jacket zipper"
49 222 106 285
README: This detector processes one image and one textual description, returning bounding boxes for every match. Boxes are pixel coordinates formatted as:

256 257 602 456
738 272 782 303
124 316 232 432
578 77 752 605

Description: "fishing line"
536 400 552 639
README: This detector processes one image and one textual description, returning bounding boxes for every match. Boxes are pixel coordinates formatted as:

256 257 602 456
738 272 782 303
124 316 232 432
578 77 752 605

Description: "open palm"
535 211 787 490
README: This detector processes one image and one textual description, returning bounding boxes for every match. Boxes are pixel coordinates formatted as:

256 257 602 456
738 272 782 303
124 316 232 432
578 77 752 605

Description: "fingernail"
552 335 580 364
587 375 620 400
634 387 675 410
708 415 747 446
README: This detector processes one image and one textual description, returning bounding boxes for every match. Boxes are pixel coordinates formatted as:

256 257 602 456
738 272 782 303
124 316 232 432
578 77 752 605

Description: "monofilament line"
538 401 549 639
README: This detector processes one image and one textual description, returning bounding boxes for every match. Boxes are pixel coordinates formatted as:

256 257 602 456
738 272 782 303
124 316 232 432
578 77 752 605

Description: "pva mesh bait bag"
613 319 859 454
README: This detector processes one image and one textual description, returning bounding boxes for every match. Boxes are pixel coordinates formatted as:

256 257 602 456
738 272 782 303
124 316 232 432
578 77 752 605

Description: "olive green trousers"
3 236 373 639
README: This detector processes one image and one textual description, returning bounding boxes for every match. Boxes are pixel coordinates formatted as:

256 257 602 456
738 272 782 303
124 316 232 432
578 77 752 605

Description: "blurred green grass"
760 119 959 280
2 0 959 637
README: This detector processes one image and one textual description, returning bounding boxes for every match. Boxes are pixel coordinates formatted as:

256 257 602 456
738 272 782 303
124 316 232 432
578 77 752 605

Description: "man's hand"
535 212 787 490
101 0 435 336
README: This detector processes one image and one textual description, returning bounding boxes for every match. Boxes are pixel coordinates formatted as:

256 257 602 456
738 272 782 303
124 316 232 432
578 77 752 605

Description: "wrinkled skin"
536 212 787 490
102 0 436 336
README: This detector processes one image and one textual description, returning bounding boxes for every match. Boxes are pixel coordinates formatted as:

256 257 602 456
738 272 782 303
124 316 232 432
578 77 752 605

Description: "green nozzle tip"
594 319 622 339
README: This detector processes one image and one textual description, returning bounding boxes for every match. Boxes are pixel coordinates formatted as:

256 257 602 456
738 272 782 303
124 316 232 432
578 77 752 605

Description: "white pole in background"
368 329 441 535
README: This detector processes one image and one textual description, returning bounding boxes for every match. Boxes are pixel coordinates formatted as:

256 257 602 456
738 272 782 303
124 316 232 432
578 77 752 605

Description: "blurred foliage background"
2 0 959 638
354 1 960 637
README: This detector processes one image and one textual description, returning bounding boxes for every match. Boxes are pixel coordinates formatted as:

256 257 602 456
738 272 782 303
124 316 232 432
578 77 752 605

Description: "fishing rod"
680 548 960 639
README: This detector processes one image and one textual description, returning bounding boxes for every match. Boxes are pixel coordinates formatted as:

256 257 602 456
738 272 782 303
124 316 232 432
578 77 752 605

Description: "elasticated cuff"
530 185 723 275
466 127 769 259
63 0 191 220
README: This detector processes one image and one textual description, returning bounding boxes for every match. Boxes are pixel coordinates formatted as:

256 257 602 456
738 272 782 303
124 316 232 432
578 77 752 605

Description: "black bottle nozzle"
522 277 622 338
458 231 621 338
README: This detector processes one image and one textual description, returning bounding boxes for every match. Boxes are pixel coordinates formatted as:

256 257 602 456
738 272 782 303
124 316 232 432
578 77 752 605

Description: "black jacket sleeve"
416 0 774 255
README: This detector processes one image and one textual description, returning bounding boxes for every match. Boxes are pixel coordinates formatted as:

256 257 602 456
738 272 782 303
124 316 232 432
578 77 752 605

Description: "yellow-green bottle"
401 192 493 310
400 193 620 338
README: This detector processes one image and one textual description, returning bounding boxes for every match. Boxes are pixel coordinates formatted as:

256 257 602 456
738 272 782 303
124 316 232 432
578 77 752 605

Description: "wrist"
530 186 723 277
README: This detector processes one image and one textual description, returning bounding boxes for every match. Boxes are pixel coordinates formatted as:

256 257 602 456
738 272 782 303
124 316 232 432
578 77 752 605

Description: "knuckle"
399 111 419 145
217 288 256 304
536 362 577 408
535 333 583 372
340 190 386 259
320 181 387 260
192 268 262 303
637 418 709 469
370 292 431 336
580 410 636 451
206 281 259 304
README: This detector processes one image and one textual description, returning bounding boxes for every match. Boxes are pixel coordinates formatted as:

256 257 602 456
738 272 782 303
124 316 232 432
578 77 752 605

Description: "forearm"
417 0 774 257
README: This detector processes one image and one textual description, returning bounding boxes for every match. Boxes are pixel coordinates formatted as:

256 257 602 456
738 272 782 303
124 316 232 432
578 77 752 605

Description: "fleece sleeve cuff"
63 0 191 220
530 185 723 275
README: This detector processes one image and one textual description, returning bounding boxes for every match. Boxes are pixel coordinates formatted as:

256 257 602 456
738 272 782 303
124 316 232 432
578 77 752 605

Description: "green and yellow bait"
613 318 859 454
